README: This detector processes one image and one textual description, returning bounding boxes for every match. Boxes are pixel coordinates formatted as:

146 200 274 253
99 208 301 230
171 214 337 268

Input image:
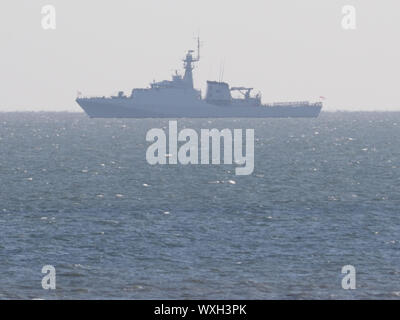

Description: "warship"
76 39 322 118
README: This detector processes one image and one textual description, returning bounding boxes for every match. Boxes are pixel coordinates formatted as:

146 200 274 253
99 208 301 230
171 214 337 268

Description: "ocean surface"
1 112 400 299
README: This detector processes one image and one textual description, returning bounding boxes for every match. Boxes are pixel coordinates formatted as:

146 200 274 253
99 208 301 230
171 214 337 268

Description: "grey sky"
0 0 399 111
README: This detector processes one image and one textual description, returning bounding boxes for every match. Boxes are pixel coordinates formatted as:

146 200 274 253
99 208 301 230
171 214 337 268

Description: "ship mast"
183 37 200 89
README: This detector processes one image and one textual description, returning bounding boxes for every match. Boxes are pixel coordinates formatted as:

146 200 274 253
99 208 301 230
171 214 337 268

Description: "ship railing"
77 95 111 99
262 101 322 107
273 101 310 106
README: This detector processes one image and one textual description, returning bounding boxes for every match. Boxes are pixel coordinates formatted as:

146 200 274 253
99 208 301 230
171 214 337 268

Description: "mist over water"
1 112 400 299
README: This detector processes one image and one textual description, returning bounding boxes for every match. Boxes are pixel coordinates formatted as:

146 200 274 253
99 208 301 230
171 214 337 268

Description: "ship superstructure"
76 39 322 118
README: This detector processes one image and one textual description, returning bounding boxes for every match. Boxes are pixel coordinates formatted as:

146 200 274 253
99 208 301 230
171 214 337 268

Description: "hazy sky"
0 0 399 111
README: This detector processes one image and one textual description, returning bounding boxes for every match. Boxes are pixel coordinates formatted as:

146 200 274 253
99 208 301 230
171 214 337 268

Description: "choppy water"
1 112 400 299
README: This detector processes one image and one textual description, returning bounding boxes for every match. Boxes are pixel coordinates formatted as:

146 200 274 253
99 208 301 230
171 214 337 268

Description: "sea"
1 111 400 299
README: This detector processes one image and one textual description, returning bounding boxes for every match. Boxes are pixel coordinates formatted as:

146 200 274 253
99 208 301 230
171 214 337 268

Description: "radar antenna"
195 36 201 62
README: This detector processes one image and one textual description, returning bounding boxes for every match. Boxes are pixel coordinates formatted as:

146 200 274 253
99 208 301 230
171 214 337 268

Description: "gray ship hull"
76 98 322 118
